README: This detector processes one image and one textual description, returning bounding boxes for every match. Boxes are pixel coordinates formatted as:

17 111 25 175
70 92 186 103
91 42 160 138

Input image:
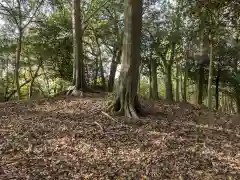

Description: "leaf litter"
0 94 240 179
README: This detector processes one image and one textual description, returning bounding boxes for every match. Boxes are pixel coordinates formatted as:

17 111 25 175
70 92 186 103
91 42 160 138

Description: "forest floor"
0 93 240 180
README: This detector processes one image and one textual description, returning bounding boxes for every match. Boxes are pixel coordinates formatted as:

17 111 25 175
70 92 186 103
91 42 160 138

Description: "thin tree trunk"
183 62 188 102
150 58 158 99
236 95 240 113
4 58 9 101
72 0 76 86
197 66 204 104
108 49 118 91
108 0 143 119
15 31 23 100
207 35 213 109
175 62 180 102
94 58 99 86
165 65 173 101
215 68 220 110
108 40 122 92
99 57 106 90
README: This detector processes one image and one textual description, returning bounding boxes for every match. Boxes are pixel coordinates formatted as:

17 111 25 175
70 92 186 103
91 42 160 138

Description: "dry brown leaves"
0 94 240 179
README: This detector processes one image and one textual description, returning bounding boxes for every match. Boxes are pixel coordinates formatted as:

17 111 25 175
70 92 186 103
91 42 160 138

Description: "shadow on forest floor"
0 94 240 179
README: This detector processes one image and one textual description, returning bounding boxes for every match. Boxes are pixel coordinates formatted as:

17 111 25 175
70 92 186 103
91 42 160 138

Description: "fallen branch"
101 111 117 122
94 121 104 134
0 129 14 132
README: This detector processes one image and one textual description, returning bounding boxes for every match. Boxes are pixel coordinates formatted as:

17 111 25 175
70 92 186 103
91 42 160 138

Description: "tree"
0 0 44 100
108 0 143 119
72 0 86 94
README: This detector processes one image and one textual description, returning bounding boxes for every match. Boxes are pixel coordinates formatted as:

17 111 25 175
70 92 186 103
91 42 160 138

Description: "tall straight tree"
108 0 143 119
207 31 213 109
72 0 86 94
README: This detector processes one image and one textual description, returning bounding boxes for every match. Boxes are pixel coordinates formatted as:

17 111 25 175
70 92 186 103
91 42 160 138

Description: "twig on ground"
101 111 117 122
0 129 14 132
94 121 104 134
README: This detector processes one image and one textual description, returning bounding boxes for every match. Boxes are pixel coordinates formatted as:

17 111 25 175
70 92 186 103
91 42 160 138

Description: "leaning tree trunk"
72 0 86 93
108 0 143 119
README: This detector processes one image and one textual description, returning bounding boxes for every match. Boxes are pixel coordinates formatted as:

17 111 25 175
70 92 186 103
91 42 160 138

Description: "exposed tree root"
108 95 144 119
66 86 83 97
66 86 101 96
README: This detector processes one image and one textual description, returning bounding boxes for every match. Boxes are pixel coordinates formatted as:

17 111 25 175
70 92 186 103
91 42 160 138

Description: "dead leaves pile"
0 95 240 179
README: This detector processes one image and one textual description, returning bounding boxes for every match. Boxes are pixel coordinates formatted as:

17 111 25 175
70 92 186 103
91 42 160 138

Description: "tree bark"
4 57 9 101
197 66 204 104
72 8 76 86
183 62 188 102
108 37 123 92
108 49 118 91
175 62 180 102
215 68 220 110
73 0 86 92
99 56 106 90
207 34 213 109
165 65 173 101
150 58 158 99
94 58 99 86
15 31 23 100
236 94 240 114
108 0 143 119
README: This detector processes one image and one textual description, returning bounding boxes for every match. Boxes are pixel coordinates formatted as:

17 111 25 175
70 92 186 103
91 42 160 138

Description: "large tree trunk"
207 36 213 109
15 31 23 100
150 58 158 99
165 65 173 101
108 0 143 119
73 0 86 92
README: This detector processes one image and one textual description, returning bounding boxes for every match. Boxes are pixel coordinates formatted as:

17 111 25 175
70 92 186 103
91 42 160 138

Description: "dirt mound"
0 95 240 179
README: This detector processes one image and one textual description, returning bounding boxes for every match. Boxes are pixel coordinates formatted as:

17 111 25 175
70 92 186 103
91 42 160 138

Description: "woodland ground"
0 93 240 180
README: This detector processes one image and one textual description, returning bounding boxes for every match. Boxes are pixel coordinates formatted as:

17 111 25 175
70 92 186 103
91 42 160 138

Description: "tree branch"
0 2 20 28
22 0 44 30
83 0 109 31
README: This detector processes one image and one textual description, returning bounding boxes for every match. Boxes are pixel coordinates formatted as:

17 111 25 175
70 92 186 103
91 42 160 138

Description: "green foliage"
139 79 150 98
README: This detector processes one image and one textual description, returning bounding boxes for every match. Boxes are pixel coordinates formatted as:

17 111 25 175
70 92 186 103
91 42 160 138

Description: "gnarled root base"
66 86 101 96
66 87 84 97
108 95 144 119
